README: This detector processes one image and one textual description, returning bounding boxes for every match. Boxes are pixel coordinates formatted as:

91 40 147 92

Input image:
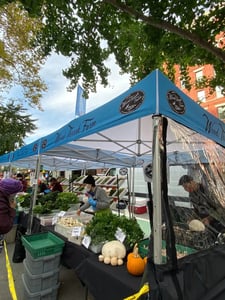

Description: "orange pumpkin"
126 243 145 276
143 256 148 265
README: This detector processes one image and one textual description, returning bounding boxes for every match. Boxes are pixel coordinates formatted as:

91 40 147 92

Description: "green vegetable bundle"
85 211 144 248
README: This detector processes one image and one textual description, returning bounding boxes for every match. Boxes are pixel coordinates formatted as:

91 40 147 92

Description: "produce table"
76 254 143 300
47 229 95 270
18 212 143 300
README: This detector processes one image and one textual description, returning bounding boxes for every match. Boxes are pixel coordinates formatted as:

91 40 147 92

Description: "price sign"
115 227 126 243
58 211 66 217
72 226 82 237
52 216 58 225
82 235 91 248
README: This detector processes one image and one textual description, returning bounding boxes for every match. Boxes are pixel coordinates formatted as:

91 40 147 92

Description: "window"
197 90 206 102
180 78 186 89
218 105 225 120
216 86 223 98
195 70 203 81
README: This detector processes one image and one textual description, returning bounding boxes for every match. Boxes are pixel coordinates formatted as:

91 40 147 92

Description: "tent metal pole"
27 154 41 235
8 163 12 177
152 115 162 264
131 166 135 218
126 172 131 219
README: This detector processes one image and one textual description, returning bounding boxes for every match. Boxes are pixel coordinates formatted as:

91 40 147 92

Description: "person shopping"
0 178 23 252
49 177 63 192
77 175 111 215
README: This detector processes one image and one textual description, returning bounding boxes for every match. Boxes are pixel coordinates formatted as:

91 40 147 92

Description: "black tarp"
142 239 225 300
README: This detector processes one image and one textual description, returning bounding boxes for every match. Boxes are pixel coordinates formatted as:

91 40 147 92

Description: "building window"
195 70 203 82
197 90 206 103
216 86 223 98
180 78 186 89
218 105 225 120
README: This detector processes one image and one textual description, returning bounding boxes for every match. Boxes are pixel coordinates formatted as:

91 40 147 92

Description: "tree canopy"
0 2 47 108
0 2 47 153
2 0 224 98
0 102 36 154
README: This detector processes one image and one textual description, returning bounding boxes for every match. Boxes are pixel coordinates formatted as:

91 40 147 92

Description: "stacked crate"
21 232 65 300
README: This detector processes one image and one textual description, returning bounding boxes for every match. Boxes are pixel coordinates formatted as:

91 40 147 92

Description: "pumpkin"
143 256 148 265
98 240 127 266
189 219 205 231
127 243 145 276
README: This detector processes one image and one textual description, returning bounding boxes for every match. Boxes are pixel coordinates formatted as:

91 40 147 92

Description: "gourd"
98 240 126 266
127 243 145 276
189 219 205 232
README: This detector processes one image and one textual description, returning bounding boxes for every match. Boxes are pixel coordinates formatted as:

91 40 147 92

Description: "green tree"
0 102 36 154
1 0 225 96
0 2 47 153
0 2 47 108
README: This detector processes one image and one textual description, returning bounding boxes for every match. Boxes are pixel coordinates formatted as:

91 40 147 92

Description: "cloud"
25 54 130 144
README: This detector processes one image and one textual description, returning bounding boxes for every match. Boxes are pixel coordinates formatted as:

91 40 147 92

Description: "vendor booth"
1 69 225 300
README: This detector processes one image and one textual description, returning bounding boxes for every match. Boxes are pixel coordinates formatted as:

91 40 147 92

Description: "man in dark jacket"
178 175 223 231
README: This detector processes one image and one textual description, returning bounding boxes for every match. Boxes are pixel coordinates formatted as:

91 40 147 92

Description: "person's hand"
88 198 96 208
77 209 81 216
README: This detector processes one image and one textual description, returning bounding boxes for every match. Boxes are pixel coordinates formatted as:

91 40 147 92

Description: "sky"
25 54 130 144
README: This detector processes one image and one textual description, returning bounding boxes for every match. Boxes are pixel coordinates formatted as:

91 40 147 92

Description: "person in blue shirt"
77 175 111 215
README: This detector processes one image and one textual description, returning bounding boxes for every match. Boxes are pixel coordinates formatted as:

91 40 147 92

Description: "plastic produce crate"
22 232 65 259
23 259 59 293
24 251 61 275
138 239 196 259
54 223 85 241
39 215 57 226
22 274 59 300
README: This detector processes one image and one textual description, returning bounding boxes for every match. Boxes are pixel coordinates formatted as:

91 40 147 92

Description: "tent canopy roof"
0 69 224 169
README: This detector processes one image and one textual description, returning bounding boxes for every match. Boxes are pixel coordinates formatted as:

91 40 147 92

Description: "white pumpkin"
99 240 126 266
101 240 126 259
189 219 205 232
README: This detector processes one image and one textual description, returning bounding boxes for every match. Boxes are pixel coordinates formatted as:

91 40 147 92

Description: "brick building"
173 33 225 121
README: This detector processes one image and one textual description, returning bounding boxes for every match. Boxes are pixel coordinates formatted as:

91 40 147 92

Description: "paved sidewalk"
0 241 93 300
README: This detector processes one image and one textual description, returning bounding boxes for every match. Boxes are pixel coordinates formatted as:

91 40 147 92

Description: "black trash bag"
12 226 26 263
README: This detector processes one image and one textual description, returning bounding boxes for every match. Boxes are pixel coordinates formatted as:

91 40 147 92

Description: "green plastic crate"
22 232 65 259
138 239 196 259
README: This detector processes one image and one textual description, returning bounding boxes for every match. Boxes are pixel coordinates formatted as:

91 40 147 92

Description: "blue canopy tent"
4 70 225 159
2 69 225 299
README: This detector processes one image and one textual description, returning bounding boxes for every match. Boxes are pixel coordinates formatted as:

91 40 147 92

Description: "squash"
104 257 111 264
189 219 205 232
143 256 148 265
98 255 104 262
98 240 126 266
110 257 118 266
101 240 126 259
127 243 145 276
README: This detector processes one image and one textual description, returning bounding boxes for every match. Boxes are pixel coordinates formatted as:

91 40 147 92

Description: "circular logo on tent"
167 90 185 114
144 163 153 182
33 143 38 152
41 139 47 149
119 168 128 175
120 91 144 114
